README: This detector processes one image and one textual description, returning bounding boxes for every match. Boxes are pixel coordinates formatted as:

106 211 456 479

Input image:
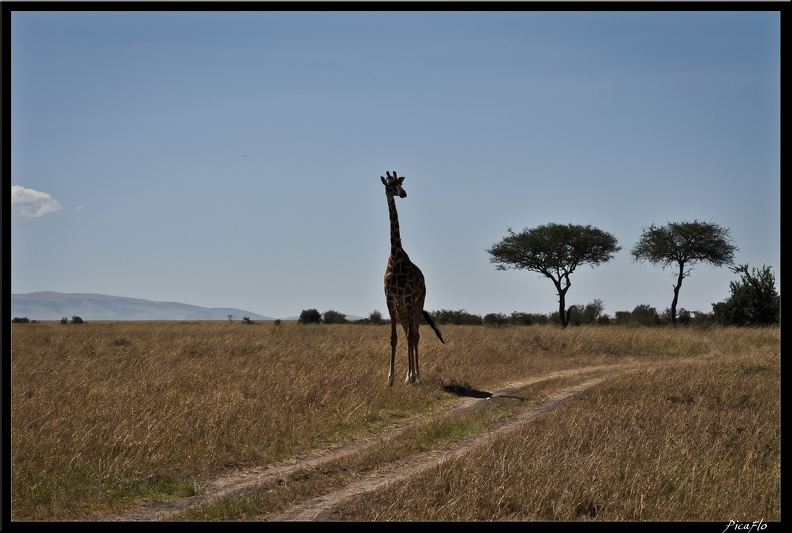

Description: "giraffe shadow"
442 383 493 399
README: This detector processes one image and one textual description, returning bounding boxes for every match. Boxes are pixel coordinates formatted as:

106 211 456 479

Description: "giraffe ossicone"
381 170 444 386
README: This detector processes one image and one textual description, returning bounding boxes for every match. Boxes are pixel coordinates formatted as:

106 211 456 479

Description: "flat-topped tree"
487 223 621 329
631 220 737 326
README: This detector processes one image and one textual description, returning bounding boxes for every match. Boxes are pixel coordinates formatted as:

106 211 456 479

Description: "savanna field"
10 321 780 521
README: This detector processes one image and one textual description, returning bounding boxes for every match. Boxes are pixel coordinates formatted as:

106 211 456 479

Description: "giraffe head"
381 171 407 199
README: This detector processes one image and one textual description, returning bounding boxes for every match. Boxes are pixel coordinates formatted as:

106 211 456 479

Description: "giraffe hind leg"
405 343 415 383
413 335 421 384
406 318 421 384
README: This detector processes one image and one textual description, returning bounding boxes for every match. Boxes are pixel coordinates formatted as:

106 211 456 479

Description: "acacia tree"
487 223 621 328
631 220 737 326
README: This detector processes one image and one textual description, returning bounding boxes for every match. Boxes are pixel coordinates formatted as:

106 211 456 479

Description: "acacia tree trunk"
671 263 685 326
556 283 569 329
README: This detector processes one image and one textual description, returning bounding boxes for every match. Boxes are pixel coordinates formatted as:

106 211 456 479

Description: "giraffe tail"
422 310 445 344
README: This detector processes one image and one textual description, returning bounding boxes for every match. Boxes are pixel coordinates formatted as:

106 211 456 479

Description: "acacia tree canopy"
631 220 737 269
488 223 621 273
487 223 621 328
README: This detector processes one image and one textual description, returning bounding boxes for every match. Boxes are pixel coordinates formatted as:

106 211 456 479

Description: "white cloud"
11 185 62 218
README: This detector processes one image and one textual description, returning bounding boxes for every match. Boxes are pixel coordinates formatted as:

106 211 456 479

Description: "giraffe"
380 170 444 386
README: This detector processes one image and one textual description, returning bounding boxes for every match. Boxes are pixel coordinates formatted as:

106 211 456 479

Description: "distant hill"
10 292 274 321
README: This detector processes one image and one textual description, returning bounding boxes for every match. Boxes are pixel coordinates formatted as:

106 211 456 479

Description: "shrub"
630 305 660 327
483 313 509 327
322 310 347 324
712 264 780 326
298 309 322 324
368 310 385 325
430 309 483 326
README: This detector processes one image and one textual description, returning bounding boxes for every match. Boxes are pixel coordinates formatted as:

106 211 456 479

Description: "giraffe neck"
386 194 403 255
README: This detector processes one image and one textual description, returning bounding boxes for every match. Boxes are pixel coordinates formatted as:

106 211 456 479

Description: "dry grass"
336 355 780 521
10 321 779 521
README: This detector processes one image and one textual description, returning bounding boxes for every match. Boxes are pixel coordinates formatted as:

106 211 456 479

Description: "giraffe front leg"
388 319 397 387
413 338 421 384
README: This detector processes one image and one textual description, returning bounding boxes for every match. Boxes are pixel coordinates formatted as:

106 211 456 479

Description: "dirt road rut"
98 363 636 521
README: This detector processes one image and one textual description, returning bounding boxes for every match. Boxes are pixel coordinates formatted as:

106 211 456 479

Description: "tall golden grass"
10 321 779 521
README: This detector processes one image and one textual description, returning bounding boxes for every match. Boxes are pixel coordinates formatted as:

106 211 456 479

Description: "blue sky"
9 9 780 320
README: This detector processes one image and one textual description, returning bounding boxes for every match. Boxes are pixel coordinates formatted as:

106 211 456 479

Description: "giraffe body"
381 171 444 386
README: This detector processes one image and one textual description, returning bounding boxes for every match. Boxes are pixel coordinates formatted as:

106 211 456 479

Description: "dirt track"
97 363 638 522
